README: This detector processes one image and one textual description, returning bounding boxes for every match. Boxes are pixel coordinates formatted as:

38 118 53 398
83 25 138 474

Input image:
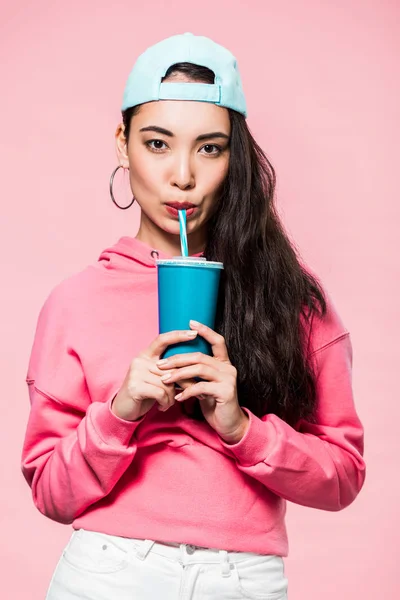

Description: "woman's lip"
165 204 196 209
165 205 197 218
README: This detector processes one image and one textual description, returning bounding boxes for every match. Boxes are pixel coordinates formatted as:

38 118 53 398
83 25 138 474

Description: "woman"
21 32 366 599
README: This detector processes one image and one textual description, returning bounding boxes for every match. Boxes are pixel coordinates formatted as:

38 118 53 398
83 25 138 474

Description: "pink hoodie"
21 236 365 556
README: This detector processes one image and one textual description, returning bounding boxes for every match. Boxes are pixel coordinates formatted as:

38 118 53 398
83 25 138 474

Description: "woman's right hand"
111 329 198 421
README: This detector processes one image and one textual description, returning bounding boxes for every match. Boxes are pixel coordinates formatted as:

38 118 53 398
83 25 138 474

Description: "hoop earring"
109 165 135 210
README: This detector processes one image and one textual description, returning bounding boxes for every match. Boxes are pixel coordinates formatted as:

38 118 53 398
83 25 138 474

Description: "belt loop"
179 543 186 565
135 539 155 560
219 550 231 577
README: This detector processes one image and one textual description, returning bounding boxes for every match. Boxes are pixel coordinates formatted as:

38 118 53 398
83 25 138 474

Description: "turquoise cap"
121 32 247 117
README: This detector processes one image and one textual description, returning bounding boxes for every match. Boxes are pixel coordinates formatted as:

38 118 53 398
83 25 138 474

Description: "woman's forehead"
132 99 231 136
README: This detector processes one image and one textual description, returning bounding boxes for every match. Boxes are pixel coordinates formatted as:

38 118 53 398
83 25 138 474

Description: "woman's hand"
111 329 199 421
156 320 249 444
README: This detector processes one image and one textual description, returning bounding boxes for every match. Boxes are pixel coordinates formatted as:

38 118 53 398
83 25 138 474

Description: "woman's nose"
169 154 195 190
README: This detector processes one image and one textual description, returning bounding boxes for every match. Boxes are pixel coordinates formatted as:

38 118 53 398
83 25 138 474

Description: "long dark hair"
122 62 327 427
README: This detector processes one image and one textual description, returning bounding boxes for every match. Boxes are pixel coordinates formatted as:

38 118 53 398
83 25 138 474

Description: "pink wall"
2 0 398 597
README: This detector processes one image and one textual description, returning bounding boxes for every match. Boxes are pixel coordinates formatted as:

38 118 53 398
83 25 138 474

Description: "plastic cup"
156 256 224 360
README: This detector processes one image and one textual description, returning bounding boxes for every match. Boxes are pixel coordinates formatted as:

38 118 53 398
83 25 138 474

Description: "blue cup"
156 257 224 360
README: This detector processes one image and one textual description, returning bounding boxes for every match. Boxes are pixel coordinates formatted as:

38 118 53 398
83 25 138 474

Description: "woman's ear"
115 123 129 168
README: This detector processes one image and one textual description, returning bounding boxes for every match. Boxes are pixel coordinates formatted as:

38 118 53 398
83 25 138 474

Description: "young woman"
21 32 366 600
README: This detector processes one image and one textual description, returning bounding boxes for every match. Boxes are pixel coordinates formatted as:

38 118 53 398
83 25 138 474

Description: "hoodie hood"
98 236 205 273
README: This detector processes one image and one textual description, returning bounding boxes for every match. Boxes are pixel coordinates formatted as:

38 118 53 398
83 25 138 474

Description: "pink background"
1 0 398 598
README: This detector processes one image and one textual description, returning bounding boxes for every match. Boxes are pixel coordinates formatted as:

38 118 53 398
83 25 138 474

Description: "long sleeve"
221 332 366 511
21 284 143 524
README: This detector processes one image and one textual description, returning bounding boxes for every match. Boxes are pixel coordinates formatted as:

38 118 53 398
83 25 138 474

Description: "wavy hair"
122 62 327 427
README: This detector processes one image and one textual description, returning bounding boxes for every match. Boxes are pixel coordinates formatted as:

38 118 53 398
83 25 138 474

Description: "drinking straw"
178 209 189 257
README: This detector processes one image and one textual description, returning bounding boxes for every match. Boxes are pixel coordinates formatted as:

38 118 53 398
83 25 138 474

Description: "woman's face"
115 97 231 253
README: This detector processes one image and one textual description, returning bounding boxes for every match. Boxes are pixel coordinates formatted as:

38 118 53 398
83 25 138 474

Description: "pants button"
186 545 195 555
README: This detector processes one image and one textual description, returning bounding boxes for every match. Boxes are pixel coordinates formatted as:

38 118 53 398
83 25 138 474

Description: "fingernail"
186 330 198 337
161 373 172 382
157 359 168 366
175 392 183 400
189 320 202 327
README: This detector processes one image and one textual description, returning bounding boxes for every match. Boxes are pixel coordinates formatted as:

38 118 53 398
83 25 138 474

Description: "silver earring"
109 165 135 210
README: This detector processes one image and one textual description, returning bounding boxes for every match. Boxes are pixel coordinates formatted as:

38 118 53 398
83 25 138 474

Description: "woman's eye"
201 144 222 156
146 140 167 152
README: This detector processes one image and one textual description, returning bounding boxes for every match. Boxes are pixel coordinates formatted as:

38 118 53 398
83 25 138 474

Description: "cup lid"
155 257 223 269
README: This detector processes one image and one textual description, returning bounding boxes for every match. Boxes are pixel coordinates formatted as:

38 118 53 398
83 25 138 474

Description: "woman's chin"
159 217 198 236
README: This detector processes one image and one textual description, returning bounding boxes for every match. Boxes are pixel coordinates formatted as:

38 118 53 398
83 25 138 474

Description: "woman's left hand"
156 320 249 444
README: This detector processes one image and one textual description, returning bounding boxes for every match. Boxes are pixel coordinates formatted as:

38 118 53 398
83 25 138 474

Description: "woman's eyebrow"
139 126 173 136
139 125 230 141
196 131 230 142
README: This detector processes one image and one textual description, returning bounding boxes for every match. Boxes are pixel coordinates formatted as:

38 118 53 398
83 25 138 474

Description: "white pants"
46 528 288 599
